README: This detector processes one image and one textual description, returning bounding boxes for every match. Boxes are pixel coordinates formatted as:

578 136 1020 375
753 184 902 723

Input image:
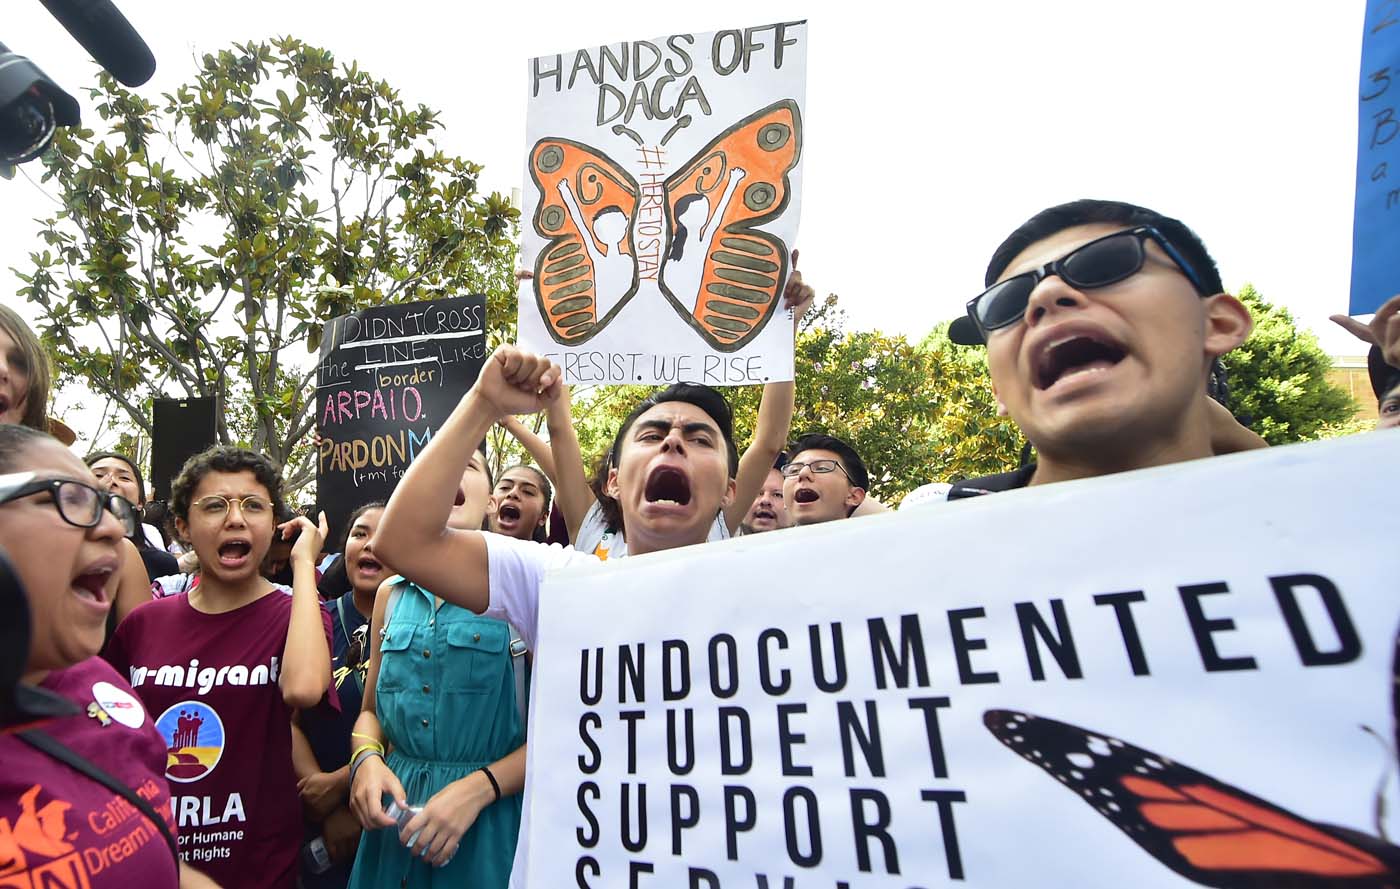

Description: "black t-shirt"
135 542 178 582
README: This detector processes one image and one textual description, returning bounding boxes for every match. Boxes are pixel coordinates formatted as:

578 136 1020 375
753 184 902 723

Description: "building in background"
1329 355 1379 421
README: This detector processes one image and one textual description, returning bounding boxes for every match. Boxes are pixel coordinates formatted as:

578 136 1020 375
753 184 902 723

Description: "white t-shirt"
141 522 164 551
899 481 953 509
572 499 728 560
482 533 601 651
482 533 613 889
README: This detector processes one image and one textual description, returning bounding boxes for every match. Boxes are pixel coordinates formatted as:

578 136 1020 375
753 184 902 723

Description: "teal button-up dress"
347 580 525 889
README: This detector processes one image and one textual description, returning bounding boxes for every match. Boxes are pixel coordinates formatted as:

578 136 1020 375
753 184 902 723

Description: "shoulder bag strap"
17 729 180 861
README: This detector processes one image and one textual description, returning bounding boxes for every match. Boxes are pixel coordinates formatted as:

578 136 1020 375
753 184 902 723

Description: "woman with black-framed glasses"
0 423 222 888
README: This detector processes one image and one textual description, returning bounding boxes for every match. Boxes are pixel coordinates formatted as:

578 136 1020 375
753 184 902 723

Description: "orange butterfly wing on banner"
661 100 802 352
984 709 1400 888
528 138 640 345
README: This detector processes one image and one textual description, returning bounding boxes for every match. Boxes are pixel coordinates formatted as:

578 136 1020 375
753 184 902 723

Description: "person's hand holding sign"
471 346 562 420
1332 293 1400 368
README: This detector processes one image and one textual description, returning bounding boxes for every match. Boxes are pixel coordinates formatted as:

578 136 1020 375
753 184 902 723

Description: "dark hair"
169 446 287 524
0 424 56 472
985 199 1223 296
611 382 740 477
1370 345 1400 401
0 305 53 432
772 451 789 472
587 448 623 533
142 500 173 549
84 452 146 506
497 463 553 543
342 500 387 550
668 194 705 261
788 432 870 491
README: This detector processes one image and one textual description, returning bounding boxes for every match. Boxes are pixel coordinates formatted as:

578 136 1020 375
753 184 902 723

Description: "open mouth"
0 393 11 418
453 488 467 507
644 465 692 506
356 556 383 576
752 506 777 521
217 539 253 568
71 567 113 605
793 488 820 505
1034 335 1126 390
497 503 522 523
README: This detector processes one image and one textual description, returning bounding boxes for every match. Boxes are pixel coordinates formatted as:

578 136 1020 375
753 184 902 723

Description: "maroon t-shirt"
0 657 179 888
104 588 334 889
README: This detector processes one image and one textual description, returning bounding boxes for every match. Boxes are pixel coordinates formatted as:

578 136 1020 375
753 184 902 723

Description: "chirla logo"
155 701 226 783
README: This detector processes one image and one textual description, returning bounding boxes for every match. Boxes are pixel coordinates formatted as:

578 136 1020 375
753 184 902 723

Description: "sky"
0 0 1376 433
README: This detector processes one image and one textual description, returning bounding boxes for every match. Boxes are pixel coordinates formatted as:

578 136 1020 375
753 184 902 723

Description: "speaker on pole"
151 397 217 501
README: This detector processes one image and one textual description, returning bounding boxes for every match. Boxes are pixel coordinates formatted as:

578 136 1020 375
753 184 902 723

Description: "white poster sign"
519 21 807 387
524 431 1400 887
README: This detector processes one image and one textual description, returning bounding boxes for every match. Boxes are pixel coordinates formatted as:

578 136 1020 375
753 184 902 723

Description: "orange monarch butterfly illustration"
528 99 802 351
983 629 1400 887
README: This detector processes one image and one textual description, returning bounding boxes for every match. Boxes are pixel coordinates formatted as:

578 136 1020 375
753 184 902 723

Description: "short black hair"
341 500 387 550
611 383 740 477
984 199 1222 295
788 432 870 490
1370 345 1400 402
85 452 146 505
170 446 287 524
0 424 56 473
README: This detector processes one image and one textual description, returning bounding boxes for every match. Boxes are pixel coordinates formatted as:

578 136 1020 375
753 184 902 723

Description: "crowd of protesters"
0 199 1397 889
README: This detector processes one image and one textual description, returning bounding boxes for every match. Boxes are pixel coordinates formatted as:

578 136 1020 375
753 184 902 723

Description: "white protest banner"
518 22 807 387
523 431 1400 888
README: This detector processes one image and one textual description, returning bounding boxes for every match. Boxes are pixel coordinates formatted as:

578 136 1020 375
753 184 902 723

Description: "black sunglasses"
963 226 1205 341
0 472 141 538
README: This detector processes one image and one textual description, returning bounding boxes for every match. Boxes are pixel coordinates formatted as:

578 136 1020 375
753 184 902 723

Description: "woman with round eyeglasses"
0 424 223 888
104 445 332 889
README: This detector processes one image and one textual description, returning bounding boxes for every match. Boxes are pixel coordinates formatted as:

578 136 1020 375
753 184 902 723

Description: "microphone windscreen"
37 0 156 87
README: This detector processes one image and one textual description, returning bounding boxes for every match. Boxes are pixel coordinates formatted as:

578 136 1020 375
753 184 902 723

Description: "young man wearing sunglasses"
782 432 869 525
946 199 1253 495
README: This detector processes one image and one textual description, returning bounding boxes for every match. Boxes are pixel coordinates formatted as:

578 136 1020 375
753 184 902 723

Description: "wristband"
479 765 501 802
349 749 384 789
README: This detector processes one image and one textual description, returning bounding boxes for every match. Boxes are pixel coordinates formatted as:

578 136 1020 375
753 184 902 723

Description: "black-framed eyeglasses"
963 226 1205 341
781 459 850 480
0 472 140 538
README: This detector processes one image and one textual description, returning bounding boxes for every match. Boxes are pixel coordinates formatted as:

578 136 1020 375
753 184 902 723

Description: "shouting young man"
782 432 869 525
946 199 1255 495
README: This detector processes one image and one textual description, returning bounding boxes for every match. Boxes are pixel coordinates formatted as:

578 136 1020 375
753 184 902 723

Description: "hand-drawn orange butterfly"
528 100 802 351
984 631 1400 888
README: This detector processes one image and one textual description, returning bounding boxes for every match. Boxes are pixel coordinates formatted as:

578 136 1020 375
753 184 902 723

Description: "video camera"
1 0 154 168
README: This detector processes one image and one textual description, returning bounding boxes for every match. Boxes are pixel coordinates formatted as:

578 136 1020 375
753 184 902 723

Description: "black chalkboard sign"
315 295 487 544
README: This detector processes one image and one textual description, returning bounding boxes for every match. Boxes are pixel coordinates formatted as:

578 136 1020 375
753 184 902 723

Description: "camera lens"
0 90 57 164
0 45 80 165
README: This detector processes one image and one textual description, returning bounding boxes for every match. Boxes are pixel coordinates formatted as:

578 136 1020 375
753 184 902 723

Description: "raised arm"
374 347 561 612
699 166 746 247
542 383 596 541
556 178 604 267
723 260 813 533
499 416 557 483
280 512 333 709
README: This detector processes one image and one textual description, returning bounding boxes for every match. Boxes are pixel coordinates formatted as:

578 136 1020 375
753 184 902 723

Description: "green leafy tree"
1223 285 1356 444
13 37 519 489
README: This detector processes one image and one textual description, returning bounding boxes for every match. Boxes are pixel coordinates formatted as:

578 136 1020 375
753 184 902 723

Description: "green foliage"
13 37 519 488
1223 285 1356 444
563 297 1023 506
